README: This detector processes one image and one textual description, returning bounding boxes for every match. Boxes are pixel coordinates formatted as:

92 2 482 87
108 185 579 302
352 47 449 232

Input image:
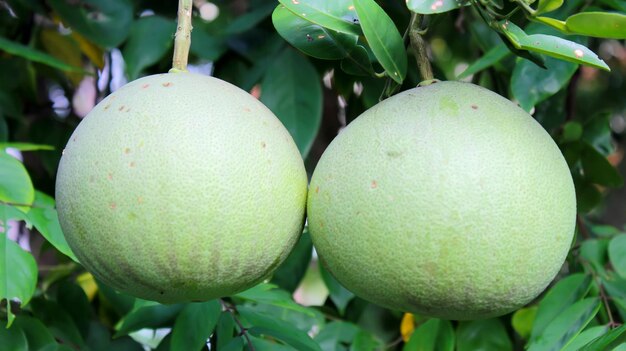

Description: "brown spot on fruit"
124 148 131 154
162 82 173 87
126 107 131 112
244 107 251 112
315 186 319 193
371 180 378 189
110 203 116 210
471 104 478 110
104 104 111 110
142 84 150 89
137 196 143 204
129 161 135 167
107 173 113 180
261 141 266 148
119 105 125 111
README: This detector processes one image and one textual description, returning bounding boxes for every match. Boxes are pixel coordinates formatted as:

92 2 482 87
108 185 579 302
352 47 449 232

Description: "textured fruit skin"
308 81 576 320
56 73 308 303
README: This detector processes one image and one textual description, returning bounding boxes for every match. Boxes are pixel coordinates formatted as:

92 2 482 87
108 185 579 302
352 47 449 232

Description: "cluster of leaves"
1 0 626 350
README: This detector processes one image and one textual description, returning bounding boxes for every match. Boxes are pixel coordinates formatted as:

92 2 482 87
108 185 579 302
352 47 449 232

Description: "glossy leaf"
273 5 359 60
171 300 221 351
534 17 568 33
579 324 626 351
0 36 85 73
39 29 84 86
30 298 86 348
123 15 175 80
512 306 537 340
566 12 626 39
456 319 512 351
235 283 316 316
0 142 54 151
530 273 592 343
216 312 237 349
351 330 384 351
114 300 185 337
511 55 577 112
406 0 470 14
271 229 313 292
277 0 361 36
562 325 609 351
12 316 56 351
581 142 623 187
573 176 602 213
457 44 509 79
0 320 28 351
320 265 355 315
247 335 295 351
403 319 454 351
536 0 563 15
238 305 322 351
499 21 609 71
49 0 133 48
353 0 407 83
226 2 275 34
0 152 34 212
9 191 78 261
0 220 37 326
189 18 228 61
260 48 322 157
609 234 626 279
527 297 601 351
340 45 375 76
580 239 609 275
221 336 245 351
314 321 358 351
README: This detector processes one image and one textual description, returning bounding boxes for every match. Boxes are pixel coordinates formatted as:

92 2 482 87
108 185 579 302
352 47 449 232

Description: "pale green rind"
56 73 308 303
307 81 576 320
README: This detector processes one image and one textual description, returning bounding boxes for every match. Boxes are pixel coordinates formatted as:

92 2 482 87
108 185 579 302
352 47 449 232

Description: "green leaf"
353 0 407 83
48 0 133 49
527 298 601 351
511 55 577 112
221 336 245 351
277 0 361 36
511 306 537 340
260 48 322 157
271 229 313 292
566 12 626 39
457 44 509 79
562 325 609 351
12 316 56 351
579 324 626 351
56 281 92 339
581 239 609 275
600 0 626 12
0 36 85 73
190 18 228 61
499 21 609 71
403 319 454 351
320 265 355 315
247 335 296 351
340 45 375 76
170 300 221 351
315 321 358 350
573 176 602 213
536 0 563 15
351 329 383 351
0 320 28 351
235 283 316 316
114 300 185 337
0 143 54 151
609 234 626 279
561 122 583 143
216 312 237 349
239 305 322 351
123 15 175 80
0 218 37 327
0 152 34 212
530 273 592 343
273 5 359 60
40 344 75 351
16 191 77 261
30 298 86 348
534 17 569 33
456 319 512 351
226 2 275 34
580 142 623 187
406 0 471 14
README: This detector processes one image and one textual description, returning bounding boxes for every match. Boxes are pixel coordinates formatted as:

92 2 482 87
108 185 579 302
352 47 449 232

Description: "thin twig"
598 282 620 328
220 299 256 351
577 215 590 239
170 0 193 72
408 13 434 82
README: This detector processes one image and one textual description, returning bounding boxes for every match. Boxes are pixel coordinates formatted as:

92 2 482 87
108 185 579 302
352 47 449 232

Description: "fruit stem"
170 0 193 73
409 13 434 82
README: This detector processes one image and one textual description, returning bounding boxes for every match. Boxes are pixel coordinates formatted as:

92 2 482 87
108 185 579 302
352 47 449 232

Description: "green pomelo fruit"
307 81 576 320
56 72 308 303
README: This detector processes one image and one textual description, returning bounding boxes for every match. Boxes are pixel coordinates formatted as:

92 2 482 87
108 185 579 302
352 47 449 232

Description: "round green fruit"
56 72 308 303
307 81 576 320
